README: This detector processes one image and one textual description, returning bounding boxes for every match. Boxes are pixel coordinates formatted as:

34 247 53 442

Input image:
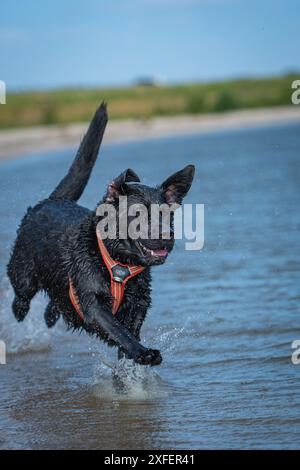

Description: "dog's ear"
105 168 140 202
161 165 195 205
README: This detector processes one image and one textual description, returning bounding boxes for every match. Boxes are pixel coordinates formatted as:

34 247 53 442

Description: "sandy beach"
0 105 300 160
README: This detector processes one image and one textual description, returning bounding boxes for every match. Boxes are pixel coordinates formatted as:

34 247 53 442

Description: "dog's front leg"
82 294 162 366
117 306 148 361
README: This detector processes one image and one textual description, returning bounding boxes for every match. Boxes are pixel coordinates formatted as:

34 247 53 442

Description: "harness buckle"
111 264 131 283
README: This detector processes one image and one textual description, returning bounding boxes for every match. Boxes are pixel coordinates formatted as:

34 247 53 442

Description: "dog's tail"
49 102 108 202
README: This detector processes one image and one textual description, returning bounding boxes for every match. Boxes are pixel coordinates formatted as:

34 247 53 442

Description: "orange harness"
69 233 144 320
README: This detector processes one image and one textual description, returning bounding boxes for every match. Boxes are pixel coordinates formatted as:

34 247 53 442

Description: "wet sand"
1 106 300 160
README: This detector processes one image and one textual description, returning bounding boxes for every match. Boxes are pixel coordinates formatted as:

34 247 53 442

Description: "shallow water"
0 123 300 449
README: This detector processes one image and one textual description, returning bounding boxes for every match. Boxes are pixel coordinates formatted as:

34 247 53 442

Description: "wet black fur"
7 103 195 366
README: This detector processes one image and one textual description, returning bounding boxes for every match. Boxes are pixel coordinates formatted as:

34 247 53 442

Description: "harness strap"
96 233 144 315
69 233 144 320
69 277 84 320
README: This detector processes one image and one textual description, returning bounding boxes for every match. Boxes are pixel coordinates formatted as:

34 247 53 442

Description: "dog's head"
96 165 195 267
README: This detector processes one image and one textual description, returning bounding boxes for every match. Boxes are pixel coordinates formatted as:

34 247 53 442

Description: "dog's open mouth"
138 241 168 258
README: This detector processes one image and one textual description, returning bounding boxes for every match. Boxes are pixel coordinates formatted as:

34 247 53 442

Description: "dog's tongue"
151 248 168 257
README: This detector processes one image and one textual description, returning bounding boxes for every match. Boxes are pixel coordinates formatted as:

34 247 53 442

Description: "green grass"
0 74 297 129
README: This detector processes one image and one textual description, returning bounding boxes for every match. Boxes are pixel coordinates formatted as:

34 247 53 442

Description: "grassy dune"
0 74 297 129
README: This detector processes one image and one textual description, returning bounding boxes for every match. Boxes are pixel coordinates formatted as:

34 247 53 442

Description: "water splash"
91 355 171 401
147 325 185 354
0 275 52 354
89 326 185 401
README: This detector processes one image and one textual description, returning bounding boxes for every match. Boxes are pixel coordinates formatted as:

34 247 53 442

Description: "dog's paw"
134 348 162 366
44 302 61 328
12 296 30 322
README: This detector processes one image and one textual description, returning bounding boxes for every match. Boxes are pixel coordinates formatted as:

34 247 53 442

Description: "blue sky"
0 0 299 91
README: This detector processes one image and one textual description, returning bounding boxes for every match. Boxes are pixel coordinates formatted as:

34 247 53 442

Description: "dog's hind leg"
12 296 33 322
7 250 38 322
44 301 61 328
11 282 38 322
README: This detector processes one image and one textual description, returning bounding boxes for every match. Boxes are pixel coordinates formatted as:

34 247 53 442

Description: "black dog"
7 103 195 366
